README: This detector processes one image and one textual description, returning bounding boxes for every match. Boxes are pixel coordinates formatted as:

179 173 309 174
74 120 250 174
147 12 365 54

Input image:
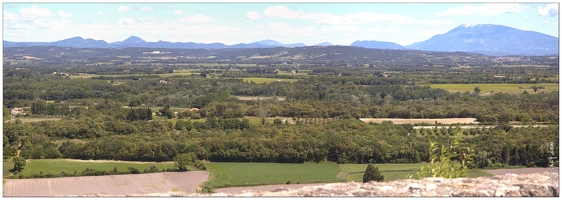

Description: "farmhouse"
11 108 26 116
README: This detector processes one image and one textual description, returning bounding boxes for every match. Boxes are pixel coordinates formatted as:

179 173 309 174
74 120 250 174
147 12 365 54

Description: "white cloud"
117 6 131 11
58 10 71 17
118 17 136 25
259 6 450 25
245 11 261 19
34 19 68 29
267 22 292 30
365 27 402 33
437 4 527 16
173 10 183 15
140 6 156 11
538 3 558 17
3 11 20 21
263 6 300 18
320 25 360 33
20 6 52 18
179 14 216 24
97 11 103 15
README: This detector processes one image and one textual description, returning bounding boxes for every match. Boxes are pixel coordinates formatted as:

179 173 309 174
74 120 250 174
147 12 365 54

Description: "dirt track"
3 171 209 197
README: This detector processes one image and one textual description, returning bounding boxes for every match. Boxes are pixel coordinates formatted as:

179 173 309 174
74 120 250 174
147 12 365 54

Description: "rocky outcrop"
203 172 558 197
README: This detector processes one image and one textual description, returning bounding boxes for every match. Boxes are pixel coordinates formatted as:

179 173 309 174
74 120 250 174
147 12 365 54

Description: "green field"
7 117 62 123
204 162 341 188
242 77 299 84
204 162 494 189
430 83 558 94
3 159 175 178
339 163 493 182
277 71 309 76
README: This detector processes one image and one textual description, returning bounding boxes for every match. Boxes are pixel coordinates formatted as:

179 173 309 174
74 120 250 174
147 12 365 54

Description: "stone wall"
202 172 559 197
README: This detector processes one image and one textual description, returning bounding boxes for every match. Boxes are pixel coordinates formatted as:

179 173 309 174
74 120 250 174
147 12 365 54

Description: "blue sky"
2 3 559 46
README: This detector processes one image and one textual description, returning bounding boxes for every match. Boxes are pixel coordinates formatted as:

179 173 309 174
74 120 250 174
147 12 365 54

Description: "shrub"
363 164 384 183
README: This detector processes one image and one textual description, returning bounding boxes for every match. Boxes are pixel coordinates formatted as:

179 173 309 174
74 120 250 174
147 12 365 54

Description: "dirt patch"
486 167 559 176
214 183 329 194
3 171 209 197
359 118 478 124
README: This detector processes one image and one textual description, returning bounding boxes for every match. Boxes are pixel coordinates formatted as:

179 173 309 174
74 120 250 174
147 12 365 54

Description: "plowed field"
3 171 209 197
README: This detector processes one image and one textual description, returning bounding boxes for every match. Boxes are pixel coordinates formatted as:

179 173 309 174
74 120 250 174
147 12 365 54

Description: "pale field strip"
413 125 550 129
3 171 209 197
359 118 478 124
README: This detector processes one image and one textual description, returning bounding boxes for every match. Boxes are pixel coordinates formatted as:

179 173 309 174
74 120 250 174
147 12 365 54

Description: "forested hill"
3 46 558 67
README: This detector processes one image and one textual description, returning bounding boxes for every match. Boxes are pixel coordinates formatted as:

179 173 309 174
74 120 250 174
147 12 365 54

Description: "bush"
363 164 384 183
127 167 140 174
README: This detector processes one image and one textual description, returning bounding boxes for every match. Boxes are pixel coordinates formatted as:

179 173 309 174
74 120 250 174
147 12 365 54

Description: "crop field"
430 83 559 94
204 162 341 189
204 162 495 192
242 77 299 84
3 171 209 197
121 106 188 112
359 118 478 125
3 159 175 178
234 96 286 101
6 117 62 123
277 70 310 76
338 163 493 182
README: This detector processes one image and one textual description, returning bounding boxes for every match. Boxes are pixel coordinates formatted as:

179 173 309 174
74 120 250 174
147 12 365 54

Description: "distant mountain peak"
123 36 146 43
314 42 333 46
350 40 405 50
407 23 558 56
255 40 283 46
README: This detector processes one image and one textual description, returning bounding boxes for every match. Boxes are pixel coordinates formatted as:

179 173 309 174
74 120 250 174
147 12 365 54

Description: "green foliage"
127 167 140 174
159 104 175 119
174 153 198 171
473 87 481 93
126 107 153 121
12 157 26 172
417 130 475 179
362 164 384 182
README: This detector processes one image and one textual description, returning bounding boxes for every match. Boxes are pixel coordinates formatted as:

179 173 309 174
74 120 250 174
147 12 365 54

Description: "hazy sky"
2 3 559 46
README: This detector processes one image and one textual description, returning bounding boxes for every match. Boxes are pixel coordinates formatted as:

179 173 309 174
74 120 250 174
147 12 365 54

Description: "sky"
2 2 559 46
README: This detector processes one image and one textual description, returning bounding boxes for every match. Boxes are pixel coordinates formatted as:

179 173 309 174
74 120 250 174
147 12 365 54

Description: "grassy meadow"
430 83 558 94
203 162 494 189
242 77 299 84
3 159 175 178
339 163 493 182
204 162 341 188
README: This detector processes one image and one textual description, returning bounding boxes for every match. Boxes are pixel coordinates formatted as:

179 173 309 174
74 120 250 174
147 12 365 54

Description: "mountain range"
3 24 559 56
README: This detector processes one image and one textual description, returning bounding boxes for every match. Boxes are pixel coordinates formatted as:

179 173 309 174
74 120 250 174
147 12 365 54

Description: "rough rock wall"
204 172 559 197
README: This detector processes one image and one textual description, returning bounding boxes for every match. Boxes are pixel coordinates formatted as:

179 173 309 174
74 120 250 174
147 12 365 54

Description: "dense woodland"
2 46 559 172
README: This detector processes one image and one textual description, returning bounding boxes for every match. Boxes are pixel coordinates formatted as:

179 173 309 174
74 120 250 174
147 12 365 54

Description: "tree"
531 86 538 93
12 156 26 172
159 104 174 119
474 87 481 94
363 163 384 183
174 153 197 172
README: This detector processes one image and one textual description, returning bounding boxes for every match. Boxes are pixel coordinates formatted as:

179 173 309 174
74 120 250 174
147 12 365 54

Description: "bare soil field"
3 171 209 197
486 167 559 176
214 183 328 194
359 118 478 124
235 96 286 101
